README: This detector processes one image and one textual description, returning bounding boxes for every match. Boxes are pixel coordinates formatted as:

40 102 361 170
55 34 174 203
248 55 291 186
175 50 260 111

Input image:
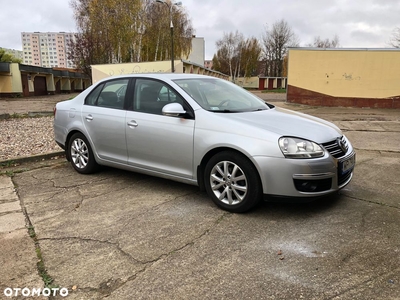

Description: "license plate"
340 154 356 174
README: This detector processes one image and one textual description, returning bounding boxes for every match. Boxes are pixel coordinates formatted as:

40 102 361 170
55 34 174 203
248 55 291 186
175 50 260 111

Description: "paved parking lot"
1 95 400 299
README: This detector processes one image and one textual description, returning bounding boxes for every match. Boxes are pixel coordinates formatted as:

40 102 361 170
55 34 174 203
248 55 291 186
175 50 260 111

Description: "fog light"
294 178 332 192
301 182 317 192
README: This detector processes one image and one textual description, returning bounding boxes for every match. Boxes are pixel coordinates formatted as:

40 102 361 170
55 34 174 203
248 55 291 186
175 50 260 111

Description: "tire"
68 133 98 174
204 151 262 213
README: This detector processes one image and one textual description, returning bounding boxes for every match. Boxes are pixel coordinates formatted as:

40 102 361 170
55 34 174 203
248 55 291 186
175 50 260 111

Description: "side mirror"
162 103 186 117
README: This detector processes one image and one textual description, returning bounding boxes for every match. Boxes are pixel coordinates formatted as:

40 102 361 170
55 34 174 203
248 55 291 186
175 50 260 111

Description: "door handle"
85 114 93 121
127 120 138 128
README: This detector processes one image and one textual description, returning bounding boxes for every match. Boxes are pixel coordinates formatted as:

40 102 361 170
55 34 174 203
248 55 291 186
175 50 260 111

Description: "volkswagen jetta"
54 74 355 212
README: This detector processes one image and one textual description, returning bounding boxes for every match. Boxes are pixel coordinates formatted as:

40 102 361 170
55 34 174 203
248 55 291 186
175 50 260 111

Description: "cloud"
0 0 75 50
1 0 399 57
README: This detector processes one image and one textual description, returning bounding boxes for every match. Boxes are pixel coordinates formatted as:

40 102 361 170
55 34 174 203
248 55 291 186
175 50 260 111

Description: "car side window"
133 79 185 115
85 83 103 106
85 79 129 110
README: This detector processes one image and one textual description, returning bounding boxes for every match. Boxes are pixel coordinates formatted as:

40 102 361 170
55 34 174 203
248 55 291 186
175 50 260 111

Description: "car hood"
210 107 342 143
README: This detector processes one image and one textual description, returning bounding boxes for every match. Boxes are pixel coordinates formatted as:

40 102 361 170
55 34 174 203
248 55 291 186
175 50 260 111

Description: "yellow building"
287 48 400 108
0 62 89 97
91 59 228 83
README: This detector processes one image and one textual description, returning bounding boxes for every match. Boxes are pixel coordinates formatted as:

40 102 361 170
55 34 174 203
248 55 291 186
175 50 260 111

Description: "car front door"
125 78 195 178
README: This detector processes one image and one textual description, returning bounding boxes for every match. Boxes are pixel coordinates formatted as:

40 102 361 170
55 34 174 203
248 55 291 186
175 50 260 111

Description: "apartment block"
21 32 75 68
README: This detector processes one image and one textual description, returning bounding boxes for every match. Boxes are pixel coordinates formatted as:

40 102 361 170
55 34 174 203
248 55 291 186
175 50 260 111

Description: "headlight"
278 137 324 158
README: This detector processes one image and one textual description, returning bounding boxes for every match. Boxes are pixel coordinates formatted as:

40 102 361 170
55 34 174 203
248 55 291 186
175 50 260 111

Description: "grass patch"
5 170 14 177
1 168 29 177
11 93 23 98
0 160 16 167
10 113 27 118
262 88 286 93
28 224 58 289
0 113 53 120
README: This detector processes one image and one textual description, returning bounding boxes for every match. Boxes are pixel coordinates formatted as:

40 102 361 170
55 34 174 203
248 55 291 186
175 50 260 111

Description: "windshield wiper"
213 109 239 113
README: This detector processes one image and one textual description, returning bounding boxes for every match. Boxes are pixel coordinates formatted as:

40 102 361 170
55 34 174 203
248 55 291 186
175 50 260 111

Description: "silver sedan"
54 74 355 212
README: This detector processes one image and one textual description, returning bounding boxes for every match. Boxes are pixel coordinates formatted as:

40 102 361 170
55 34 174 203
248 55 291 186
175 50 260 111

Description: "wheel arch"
65 130 89 162
197 146 262 192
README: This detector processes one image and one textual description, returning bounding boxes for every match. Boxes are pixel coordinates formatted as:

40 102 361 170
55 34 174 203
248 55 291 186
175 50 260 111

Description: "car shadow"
95 166 346 217
251 192 344 217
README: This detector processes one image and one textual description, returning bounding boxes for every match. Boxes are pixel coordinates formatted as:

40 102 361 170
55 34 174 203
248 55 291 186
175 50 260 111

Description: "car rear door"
81 78 129 163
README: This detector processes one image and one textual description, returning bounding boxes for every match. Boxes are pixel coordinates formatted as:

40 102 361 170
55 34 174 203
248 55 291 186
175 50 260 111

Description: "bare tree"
213 34 262 79
307 35 340 48
261 19 299 77
389 27 400 48
214 31 244 81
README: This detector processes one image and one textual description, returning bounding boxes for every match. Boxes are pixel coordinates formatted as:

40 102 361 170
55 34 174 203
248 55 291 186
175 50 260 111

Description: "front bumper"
253 150 355 198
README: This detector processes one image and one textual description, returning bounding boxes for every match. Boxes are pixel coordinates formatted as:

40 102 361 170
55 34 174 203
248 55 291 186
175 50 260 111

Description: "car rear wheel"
68 133 98 174
204 151 262 213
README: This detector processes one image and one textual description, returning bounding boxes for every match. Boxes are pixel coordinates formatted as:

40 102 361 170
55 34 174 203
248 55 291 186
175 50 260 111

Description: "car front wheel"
204 151 262 213
68 133 98 174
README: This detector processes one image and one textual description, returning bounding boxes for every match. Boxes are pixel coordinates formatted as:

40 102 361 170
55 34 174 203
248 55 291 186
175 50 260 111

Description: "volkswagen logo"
337 138 347 153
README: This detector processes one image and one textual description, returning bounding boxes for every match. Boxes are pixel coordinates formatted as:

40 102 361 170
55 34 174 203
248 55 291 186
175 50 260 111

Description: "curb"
0 113 10 119
0 151 65 166
27 111 54 117
0 111 54 119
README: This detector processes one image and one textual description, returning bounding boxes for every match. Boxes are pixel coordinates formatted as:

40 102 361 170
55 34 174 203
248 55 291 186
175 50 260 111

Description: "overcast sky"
1 0 399 60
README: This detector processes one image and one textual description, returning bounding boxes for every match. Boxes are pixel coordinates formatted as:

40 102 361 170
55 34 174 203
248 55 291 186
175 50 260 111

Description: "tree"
214 31 244 81
213 33 262 79
68 0 194 76
141 0 193 63
240 37 262 78
261 19 299 77
389 27 400 48
68 0 114 77
0 48 22 63
212 50 229 75
307 35 340 48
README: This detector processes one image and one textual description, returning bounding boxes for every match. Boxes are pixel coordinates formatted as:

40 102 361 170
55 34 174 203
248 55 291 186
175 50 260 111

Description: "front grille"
322 136 354 188
321 136 348 158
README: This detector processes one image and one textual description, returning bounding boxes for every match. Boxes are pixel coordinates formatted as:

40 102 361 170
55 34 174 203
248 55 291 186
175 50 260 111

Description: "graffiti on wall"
342 73 361 81
107 65 167 77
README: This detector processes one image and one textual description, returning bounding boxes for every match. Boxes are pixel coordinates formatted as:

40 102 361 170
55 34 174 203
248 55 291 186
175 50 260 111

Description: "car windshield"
173 78 269 112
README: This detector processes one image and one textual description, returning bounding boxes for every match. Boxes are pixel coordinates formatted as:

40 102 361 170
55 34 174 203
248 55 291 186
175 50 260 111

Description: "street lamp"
156 0 182 73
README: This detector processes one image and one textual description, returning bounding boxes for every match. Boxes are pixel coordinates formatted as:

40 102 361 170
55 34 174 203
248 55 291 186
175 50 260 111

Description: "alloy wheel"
210 160 248 205
70 138 89 169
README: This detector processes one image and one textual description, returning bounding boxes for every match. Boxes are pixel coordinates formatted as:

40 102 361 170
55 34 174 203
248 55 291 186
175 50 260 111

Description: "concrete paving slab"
344 150 400 208
337 120 400 132
346 131 400 153
107 196 400 299
0 176 44 299
8 153 400 300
